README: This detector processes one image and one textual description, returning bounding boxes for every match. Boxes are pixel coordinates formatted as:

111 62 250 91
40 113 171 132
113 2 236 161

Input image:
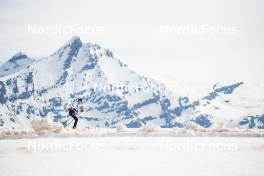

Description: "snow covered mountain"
0 52 35 78
0 36 263 130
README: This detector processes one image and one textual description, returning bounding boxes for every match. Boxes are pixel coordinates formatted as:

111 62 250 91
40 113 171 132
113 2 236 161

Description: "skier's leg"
72 114 78 129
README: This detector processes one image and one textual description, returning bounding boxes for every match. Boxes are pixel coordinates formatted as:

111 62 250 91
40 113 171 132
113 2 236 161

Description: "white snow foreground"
0 119 264 138
0 137 264 176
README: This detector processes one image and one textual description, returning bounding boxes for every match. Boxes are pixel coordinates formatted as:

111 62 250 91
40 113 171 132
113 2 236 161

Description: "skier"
68 98 83 129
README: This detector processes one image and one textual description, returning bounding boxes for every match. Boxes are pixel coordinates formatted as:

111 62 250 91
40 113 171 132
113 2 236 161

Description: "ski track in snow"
1 128 264 139
0 119 263 139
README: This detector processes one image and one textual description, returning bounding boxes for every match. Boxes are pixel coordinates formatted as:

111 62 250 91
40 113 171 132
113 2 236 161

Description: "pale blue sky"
0 0 263 84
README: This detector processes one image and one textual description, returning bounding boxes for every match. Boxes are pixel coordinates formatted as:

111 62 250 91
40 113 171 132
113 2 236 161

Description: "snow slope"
0 52 35 77
0 36 263 130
